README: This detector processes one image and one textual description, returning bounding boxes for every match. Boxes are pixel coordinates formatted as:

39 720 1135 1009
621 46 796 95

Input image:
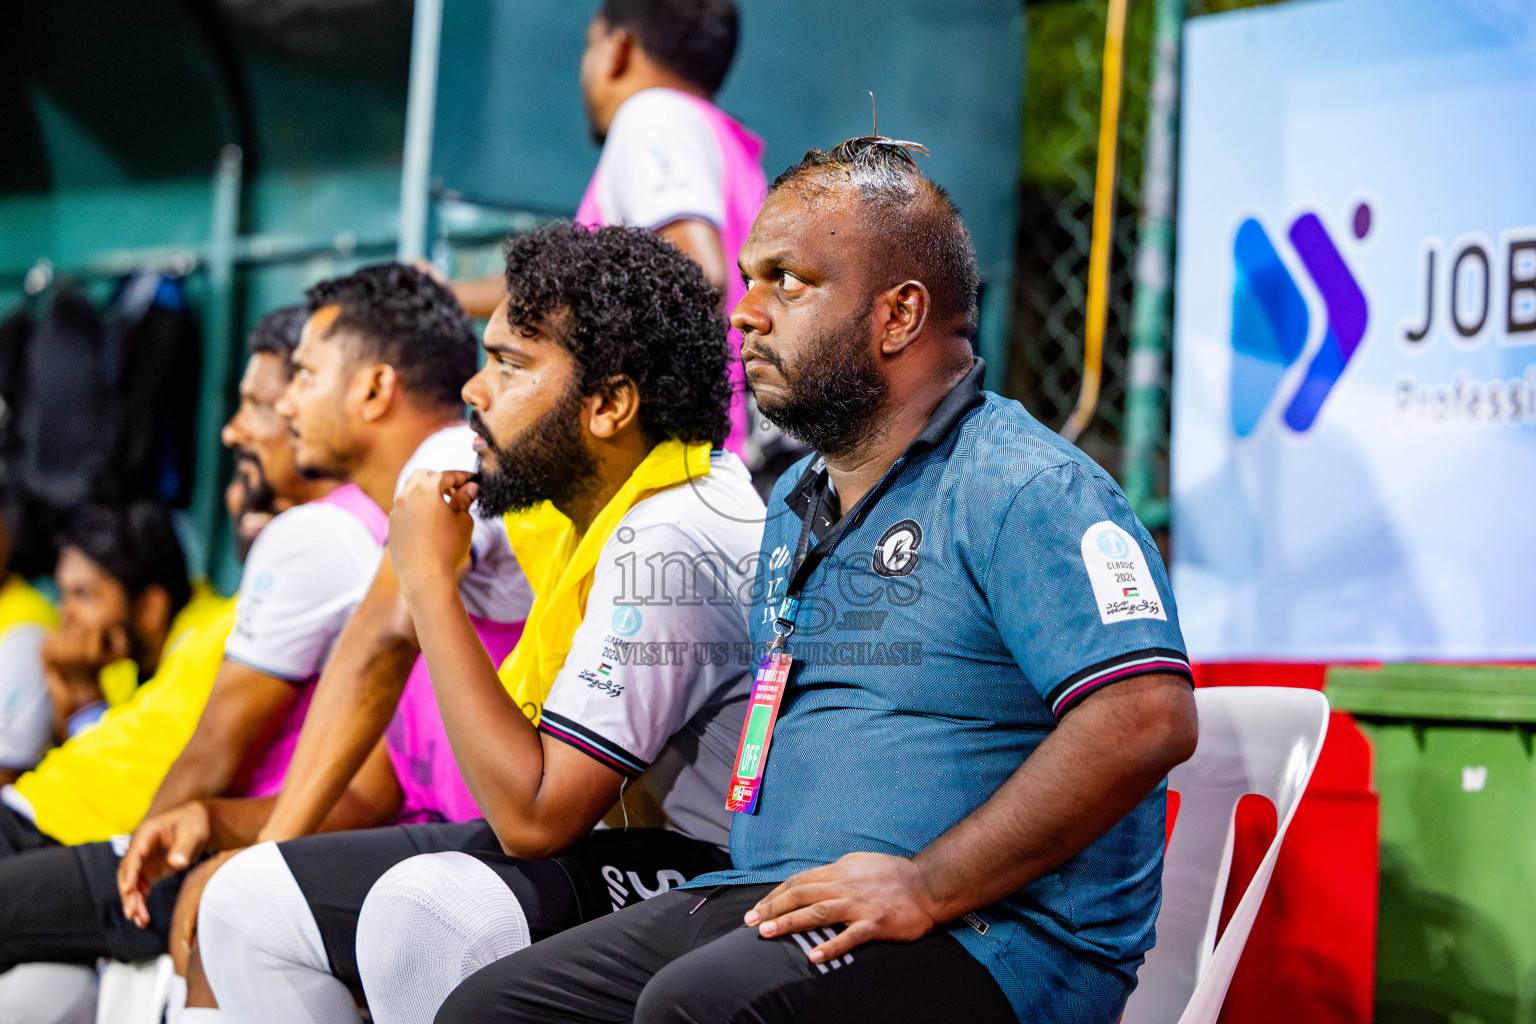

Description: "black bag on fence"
102 273 201 508
0 274 200 574
16 283 110 511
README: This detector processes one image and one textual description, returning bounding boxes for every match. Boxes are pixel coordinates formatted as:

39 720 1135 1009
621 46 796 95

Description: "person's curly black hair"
503 222 731 447
305 263 477 412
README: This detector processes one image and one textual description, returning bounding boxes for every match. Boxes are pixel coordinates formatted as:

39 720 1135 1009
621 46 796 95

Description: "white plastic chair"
1121 686 1330 1024
94 955 175 1024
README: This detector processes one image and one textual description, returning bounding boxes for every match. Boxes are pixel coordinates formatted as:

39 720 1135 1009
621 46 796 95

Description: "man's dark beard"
233 452 277 518
470 387 598 518
231 451 278 562
751 296 888 458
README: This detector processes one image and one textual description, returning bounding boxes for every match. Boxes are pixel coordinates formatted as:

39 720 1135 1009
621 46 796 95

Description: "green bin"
1328 665 1536 1024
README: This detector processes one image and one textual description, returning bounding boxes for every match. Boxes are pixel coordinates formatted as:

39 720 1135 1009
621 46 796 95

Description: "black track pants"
435 882 1016 1024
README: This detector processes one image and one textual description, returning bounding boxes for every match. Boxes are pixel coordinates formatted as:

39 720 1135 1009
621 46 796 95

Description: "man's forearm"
257 599 419 843
405 575 547 843
450 275 510 320
145 660 305 820
46 668 104 741
209 744 401 851
656 219 729 298
202 796 277 850
214 791 380 851
145 743 248 820
911 673 1198 922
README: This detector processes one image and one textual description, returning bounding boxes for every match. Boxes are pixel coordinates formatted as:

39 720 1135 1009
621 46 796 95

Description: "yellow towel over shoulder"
497 439 712 722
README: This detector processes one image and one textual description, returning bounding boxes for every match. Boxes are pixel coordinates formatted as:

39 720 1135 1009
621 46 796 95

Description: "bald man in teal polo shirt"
434 137 1199 1024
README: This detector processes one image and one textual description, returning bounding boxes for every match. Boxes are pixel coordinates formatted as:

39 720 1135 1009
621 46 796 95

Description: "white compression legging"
196 842 362 1024
0 963 96 1024
355 852 532 1024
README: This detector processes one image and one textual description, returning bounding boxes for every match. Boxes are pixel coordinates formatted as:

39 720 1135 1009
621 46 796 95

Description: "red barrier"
1192 663 1378 1024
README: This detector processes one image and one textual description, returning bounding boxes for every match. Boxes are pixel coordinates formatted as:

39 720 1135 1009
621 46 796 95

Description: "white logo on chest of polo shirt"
872 519 923 577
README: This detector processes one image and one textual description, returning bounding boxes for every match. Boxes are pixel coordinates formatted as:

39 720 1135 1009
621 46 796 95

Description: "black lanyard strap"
767 362 987 644
773 463 896 638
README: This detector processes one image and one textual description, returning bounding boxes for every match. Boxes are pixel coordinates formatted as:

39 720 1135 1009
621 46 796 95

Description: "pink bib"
310 482 390 544
241 684 315 798
387 615 526 822
576 92 767 454
240 484 389 799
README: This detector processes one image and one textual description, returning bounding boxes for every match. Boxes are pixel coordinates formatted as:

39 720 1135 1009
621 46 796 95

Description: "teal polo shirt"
688 361 1193 1023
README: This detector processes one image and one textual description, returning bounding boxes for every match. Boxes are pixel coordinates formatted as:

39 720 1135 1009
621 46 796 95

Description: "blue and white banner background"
1171 0 1536 661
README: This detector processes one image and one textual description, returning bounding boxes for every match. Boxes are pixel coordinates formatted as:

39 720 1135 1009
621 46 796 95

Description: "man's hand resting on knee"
745 852 940 962
118 800 246 974
744 672 1197 966
168 850 239 973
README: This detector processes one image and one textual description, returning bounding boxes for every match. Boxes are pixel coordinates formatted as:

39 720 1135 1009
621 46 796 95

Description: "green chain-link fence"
1008 0 1291 529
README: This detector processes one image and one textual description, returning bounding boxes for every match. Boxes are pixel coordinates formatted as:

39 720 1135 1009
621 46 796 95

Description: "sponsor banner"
1172 0 1536 660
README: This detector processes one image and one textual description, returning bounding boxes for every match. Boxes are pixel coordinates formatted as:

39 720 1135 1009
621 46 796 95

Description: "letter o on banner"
1452 243 1490 338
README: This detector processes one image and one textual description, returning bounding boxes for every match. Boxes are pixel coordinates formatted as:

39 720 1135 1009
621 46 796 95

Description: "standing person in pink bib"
450 0 767 457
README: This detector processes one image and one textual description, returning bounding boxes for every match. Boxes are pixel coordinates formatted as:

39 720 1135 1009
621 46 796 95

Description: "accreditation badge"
725 649 792 814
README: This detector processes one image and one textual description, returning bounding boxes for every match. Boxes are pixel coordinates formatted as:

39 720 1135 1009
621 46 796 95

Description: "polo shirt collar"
907 357 987 456
782 358 987 529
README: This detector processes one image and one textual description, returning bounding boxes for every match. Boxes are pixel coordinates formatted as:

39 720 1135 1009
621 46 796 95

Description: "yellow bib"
497 440 713 722
15 597 237 845
99 580 229 707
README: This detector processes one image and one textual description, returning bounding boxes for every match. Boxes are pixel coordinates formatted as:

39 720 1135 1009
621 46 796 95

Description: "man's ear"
607 27 633 80
131 585 173 647
877 281 931 356
357 363 401 423
584 376 641 440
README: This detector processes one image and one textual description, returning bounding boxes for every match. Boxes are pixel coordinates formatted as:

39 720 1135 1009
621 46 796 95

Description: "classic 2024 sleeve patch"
1080 521 1167 624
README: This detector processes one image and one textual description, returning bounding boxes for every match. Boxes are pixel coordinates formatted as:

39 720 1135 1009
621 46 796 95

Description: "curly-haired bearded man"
192 223 765 1024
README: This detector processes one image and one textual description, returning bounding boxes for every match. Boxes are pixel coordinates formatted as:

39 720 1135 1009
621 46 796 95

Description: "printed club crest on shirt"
872 519 923 577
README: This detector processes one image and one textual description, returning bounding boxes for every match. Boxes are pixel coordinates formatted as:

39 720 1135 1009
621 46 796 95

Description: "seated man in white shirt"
107 267 532 1014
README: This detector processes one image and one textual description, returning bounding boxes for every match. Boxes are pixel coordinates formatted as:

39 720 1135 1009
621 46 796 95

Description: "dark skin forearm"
208 738 405 849
256 560 420 844
118 738 404 931
391 470 622 859
913 671 1197 917
407 575 608 857
145 739 257 821
748 672 1198 962
42 623 127 742
143 662 297 819
451 219 725 319
46 667 104 741
449 275 512 321
202 796 275 850
656 219 729 299
122 738 404 992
